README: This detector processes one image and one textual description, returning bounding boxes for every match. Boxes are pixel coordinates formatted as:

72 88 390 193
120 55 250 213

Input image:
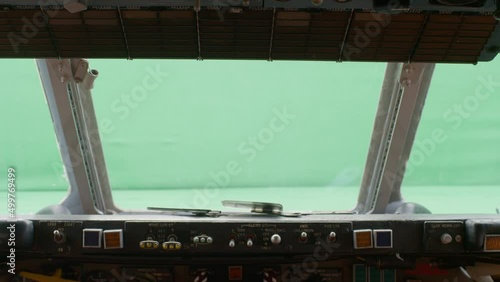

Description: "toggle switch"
327 231 336 242
53 230 66 244
299 232 308 242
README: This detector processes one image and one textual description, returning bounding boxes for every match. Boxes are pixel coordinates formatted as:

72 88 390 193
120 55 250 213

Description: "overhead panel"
0 2 499 63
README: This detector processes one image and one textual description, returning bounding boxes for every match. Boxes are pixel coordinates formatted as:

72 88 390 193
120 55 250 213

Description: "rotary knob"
247 238 253 247
441 233 453 244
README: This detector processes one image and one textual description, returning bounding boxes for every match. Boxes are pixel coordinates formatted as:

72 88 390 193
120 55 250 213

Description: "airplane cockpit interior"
1 0 500 281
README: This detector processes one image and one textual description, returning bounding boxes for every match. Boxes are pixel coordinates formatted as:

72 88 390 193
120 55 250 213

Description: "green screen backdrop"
0 59 499 214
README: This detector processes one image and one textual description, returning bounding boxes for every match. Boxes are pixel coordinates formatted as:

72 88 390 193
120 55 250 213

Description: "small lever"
53 230 66 244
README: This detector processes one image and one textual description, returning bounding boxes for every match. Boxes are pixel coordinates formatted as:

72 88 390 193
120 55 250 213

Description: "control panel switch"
485 235 500 251
354 229 373 249
271 234 281 245
163 241 182 250
193 235 213 245
247 238 253 247
140 240 160 249
327 231 337 242
82 228 102 248
229 239 236 248
53 230 66 244
374 229 393 248
228 266 243 280
300 232 308 242
104 229 124 249
441 233 453 245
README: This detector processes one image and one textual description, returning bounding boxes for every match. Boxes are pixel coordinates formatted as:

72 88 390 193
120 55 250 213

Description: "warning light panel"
369 267 381 282
103 229 123 249
354 229 373 249
353 265 367 282
82 228 102 248
484 235 500 252
228 266 243 281
374 229 393 248
383 269 396 282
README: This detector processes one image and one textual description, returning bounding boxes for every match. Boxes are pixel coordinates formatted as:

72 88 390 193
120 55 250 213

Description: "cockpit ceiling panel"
0 7 499 63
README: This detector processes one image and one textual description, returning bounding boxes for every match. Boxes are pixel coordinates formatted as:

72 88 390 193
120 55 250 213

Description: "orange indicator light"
354 229 373 249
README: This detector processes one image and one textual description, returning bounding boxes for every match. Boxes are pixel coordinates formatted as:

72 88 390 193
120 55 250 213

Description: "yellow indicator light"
354 230 373 249
175 243 182 249
484 235 500 251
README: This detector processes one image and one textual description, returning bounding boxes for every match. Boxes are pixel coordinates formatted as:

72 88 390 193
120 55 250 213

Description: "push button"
82 229 102 248
103 229 123 249
354 229 373 249
374 229 393 248
228 266 243 280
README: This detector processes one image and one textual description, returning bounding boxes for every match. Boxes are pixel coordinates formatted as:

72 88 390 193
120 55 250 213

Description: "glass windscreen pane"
91 60 384 211
402 59 500 214
0 59 69 215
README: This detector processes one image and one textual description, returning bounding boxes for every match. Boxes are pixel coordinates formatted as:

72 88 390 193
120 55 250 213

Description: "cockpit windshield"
401 61 500 214
1 59 499 214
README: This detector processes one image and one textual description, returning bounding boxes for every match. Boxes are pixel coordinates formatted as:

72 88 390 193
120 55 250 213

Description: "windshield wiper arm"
222 200 282 214
147 201 355 217
147 207 221 216
222 200 302 217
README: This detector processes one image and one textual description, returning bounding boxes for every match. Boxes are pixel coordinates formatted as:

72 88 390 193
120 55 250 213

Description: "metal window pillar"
36 58 120 215
354 62 436 214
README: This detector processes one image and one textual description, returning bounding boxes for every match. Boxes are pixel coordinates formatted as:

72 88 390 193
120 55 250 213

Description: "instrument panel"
1 214 500 281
